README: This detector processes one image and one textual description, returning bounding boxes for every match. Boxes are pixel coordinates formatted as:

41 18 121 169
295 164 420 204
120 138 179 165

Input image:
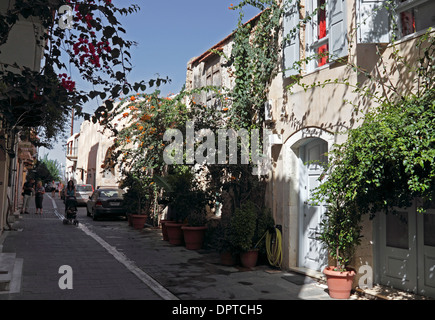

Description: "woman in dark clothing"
64 180 77 213
35 180 45 214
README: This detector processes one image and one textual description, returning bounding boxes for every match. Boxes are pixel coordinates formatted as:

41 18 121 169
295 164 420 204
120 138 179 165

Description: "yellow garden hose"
265 227 282 268
255 226 283 268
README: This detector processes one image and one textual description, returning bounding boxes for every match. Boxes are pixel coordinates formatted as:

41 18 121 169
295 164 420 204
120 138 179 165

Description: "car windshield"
99 190 123 198
77 185 93 192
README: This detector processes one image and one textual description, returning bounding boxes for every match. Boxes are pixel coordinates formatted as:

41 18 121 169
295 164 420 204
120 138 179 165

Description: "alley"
0 194 338 302
0 195 165 300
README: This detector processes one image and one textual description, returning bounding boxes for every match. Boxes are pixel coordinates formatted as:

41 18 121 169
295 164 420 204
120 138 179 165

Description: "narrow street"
0 194 338 302
0 194 166 300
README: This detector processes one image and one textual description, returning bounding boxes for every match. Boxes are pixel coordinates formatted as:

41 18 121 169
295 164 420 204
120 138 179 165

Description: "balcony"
66 146 78 161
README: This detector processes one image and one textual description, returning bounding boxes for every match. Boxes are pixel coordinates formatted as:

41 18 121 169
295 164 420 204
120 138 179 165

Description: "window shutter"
283 1 300 78
328 0 348 60
356 0 390 43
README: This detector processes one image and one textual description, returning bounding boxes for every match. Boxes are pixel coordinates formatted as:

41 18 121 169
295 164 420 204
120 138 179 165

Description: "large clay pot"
165 222 185 245
323 266 356 299
130 214 148 230
240 249 259 268
181 226 207 250
220 252 236 266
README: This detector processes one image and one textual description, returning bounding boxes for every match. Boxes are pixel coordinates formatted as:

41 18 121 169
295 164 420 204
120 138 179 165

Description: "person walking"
51 180 56 198
64 180 77 215
21 178 35 214
35 181 45 214
64 180 76 198
58 181 64 198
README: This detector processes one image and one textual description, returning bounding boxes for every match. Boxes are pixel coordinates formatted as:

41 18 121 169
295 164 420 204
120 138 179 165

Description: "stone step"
0 253 16 292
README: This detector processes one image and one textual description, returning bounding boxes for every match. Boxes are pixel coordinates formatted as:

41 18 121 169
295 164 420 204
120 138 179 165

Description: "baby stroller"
63 196 79 226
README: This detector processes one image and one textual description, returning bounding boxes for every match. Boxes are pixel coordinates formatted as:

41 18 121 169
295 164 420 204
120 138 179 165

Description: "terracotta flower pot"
240 249 258 268
130 214 148 230
160 219 170 241
165 222 185 245
323 266 356 299
220 252 236 266
181 225 207 250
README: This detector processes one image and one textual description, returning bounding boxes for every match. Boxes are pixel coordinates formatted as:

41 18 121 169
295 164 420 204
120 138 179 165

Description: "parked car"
86 187 126 220
75 184 94 206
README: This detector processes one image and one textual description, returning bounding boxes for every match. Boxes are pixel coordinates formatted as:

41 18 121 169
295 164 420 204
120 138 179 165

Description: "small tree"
120 171 153 215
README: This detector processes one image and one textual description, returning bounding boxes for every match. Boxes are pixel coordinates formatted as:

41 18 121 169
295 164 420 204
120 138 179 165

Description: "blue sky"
40 1 261 168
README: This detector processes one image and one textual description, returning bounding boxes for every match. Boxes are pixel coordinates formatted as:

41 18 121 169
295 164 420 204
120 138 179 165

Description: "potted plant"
154 168 209 245
120 172 151 230
216 223 237 266
182 208 208 250
312 180 363 299
228 201 260 268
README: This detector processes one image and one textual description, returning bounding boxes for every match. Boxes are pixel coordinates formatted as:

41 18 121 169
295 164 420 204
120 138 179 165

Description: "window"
205 57 222 109
283 0 347 76
317 0 328 67
306 0 330 71
396 0 435 38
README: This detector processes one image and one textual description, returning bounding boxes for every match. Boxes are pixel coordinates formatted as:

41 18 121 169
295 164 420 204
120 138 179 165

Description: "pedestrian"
51 180 56 198
21 178 35 214
35 181 45 214
58 181 64 198
64 180 76 212
64 180 76 198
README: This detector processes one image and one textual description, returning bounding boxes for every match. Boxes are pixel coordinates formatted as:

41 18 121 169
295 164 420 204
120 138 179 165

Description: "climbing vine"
227 0 283 128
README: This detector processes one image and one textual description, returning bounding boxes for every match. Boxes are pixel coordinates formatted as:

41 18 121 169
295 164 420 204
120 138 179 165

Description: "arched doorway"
298 138 328 271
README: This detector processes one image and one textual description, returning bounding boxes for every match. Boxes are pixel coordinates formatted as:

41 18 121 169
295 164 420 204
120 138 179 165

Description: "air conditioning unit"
269 134 282 145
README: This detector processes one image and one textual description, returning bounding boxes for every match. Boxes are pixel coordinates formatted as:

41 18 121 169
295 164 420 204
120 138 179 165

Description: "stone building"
0 1 43 233
185 0 435 297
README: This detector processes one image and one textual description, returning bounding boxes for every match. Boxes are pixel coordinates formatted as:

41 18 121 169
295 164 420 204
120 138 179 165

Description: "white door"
299 139 328 271
417 206 435 297
378 201 435 298
378 205 418 292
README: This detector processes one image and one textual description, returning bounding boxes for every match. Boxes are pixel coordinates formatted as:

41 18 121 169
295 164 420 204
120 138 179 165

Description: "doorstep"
288 266 326 282
356 285 435 300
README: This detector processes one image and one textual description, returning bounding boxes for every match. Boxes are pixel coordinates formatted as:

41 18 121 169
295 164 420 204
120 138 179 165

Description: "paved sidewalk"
86 221 337 300
0 195 347 301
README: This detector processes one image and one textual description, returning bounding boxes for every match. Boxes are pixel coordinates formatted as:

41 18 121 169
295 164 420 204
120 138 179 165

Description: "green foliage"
39 154 62 181
229 201 274 253
186 209 208 227
227 0 282 128
229 201 258 253
120 170 153 215
0 0 164 149
27 160 54 185
156 167 211 223
311 30 435 269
